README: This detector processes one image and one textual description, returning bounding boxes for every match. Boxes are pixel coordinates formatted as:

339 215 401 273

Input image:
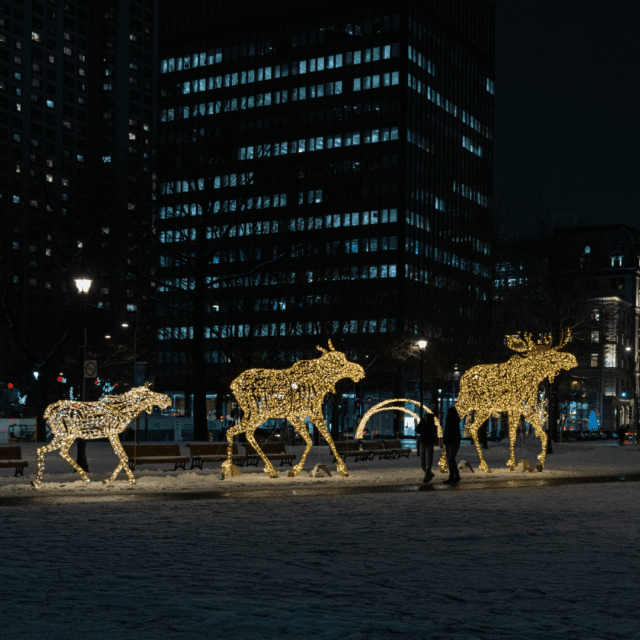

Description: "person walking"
443 406 461 485
416 411 437 483
617 424 626 445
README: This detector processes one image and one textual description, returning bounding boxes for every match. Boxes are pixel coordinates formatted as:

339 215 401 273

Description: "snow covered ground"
1 439 639 639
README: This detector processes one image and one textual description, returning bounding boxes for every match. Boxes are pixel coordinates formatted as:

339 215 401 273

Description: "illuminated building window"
604 345 616 368
591 331 599 343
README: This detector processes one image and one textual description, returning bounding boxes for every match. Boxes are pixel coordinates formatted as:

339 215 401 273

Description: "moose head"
506 330 577 382
132 382 172 414
316 340 365 392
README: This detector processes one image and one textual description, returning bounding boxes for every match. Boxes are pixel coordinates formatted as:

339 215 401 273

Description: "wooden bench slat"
122 444 188 471
187 443 248 469
0 447 28 476
243 442 296 467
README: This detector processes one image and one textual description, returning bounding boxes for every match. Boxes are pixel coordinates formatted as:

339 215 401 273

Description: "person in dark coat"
415 412 437 483
617 425 626 445
443 406 461 485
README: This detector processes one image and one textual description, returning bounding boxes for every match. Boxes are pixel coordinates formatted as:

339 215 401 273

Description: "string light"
355 399 443 439
31 383 171 488
457 330 577 473
220 340 365 479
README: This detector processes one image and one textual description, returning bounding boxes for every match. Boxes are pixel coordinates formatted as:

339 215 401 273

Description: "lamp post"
74 276 92 472
417 339 427 418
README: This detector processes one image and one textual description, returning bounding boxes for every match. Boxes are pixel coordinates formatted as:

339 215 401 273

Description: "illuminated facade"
552 225 640 435
155 2 495 402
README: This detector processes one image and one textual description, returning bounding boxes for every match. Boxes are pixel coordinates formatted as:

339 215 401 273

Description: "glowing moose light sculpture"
221 340 365 479
457 330 577 473
32 383 171 488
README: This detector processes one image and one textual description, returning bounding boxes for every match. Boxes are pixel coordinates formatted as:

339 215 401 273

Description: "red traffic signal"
7 383 13 389
57 376 63 382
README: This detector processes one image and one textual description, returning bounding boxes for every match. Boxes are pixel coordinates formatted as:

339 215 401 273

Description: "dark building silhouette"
153 1 495 424
0 0 157 398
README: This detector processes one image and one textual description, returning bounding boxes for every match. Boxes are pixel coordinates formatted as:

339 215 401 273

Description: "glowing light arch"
355 399 443 439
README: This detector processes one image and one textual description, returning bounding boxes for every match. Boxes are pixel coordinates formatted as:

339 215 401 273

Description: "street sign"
84 360 97 378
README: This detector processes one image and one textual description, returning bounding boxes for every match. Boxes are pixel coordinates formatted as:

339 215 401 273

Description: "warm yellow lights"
457 331 577 473
74 278 92 294
221 341 365 479
355 399 442 440
32 383 171 488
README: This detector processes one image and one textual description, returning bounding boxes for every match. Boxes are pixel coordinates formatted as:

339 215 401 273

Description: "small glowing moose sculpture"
221 340 365 479
32 383 171 488
457 330 577 473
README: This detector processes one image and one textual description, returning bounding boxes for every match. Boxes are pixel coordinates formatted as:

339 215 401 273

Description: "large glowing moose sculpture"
221 340 365 479
32 383 171 488
457 330 577 473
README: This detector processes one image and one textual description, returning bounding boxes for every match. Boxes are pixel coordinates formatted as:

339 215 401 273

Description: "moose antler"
505 332 537 354
507 330 572 356
552 329 572 350
317 340 336 354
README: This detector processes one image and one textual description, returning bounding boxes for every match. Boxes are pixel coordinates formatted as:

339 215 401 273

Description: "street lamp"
417 339 427 418
74 275 92 472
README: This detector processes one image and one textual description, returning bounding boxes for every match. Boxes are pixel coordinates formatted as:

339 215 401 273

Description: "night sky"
494 2 639 230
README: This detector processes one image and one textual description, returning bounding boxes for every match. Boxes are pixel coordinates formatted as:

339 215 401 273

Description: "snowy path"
1 445 639 639
2 440 640 499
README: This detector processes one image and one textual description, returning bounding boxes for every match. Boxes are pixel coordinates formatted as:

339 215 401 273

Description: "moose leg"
310 414 349 477
525 411 548 472
287 418 314 477
438 449 448 474
220 420 247 480
507 412 520 470
31 436 63 488
468 412 492 473
105 434 136 484
246 429 279 478
59 437 91 482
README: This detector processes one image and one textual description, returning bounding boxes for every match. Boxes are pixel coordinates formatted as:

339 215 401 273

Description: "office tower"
156 1 495 421
0 0 157 402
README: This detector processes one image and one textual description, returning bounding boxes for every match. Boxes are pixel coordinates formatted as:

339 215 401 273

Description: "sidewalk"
1 440 638 502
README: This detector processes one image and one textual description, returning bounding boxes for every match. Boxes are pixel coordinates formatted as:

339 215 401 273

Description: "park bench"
0 446 28 477
123 444 189 471
243 442 296 467
188 443 247 470
331 440 372 463
360 440 388 459
382 439 412 459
